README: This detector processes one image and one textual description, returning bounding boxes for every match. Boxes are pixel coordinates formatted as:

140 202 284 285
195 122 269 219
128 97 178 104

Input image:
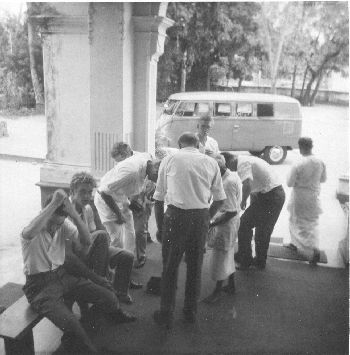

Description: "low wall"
215 85 349 106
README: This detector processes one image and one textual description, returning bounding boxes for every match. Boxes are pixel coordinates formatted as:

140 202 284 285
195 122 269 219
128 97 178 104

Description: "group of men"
21 114 286 351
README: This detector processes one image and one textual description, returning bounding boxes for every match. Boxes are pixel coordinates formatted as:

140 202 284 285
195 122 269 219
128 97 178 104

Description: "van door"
211 102 234 151
166 101 211 147
230 101 257 151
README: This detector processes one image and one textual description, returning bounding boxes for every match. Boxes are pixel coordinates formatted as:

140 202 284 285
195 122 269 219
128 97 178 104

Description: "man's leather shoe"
153 310 173 329
108 309 136 323
252 257 266 270
130 280 143 289
182 309 196 323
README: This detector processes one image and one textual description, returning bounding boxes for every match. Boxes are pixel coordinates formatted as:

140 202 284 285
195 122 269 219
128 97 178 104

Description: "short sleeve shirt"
237 156 280 193
220 170 242 213
154 147 226 209
198 136 220 155
21 219 78 275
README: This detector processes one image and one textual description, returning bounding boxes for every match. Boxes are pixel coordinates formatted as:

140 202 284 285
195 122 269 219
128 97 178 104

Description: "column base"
37 162 91 206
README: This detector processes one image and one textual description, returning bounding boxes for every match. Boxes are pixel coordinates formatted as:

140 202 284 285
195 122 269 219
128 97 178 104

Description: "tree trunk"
206 66 211 91
299 65 308 104
180 50 187 92
303 73 316 106
310 71 323 106
291 62 297 98
27 5 44 110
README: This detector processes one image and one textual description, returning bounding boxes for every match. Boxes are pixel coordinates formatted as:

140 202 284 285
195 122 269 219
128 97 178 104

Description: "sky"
0 1 25 15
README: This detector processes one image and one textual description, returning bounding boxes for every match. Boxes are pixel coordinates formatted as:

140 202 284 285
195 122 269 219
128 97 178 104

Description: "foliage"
0 6 43 110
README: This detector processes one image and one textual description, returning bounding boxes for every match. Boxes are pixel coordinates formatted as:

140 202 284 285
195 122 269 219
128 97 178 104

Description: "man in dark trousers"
153 132 226 328
221 152 285 270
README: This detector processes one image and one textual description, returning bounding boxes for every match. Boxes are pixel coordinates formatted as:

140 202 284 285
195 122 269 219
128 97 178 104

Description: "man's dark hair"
298 137 313 151
70 172 96 193
110 142 133 160
178 132 199 148
220 152 236 164
44 192 68 217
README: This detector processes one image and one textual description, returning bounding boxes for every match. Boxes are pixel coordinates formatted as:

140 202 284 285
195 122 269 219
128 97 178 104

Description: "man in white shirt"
21 190 136 353
94 153 160 267
196 114 220 156
153 132 226 328
221 152 285 270
67 172 139 305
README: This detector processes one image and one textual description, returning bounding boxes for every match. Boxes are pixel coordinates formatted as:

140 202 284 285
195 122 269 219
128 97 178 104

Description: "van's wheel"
262 146 287 165
249 150 263 157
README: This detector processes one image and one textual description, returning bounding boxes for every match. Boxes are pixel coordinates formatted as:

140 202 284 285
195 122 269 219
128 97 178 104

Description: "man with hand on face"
153 132 226 328
21 189 136 354
196 113 219 156
67 172 138 305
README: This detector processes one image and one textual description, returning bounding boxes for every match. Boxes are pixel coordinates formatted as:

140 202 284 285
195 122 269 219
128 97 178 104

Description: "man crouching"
21 189 136 354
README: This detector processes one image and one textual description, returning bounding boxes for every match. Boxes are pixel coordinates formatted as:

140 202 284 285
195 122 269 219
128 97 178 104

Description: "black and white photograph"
0 1 348 354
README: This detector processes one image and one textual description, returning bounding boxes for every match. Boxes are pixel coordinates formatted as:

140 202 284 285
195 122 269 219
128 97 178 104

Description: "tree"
27 2 44 110
298 2 349 106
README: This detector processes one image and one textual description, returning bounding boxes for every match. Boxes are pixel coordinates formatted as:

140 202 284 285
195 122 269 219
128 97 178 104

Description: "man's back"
238 155 280 193
155 147 225 210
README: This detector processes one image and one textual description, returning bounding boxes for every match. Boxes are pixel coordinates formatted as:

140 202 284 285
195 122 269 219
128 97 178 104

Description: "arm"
286 166 297 187
210 211 237 227
64 251 113 291
209 199 225 219
63 199 91 248
320 163 327 183
154 200 165 242
100 191 125 224
241 179 252 210
22 189 67 240
89 200 106 231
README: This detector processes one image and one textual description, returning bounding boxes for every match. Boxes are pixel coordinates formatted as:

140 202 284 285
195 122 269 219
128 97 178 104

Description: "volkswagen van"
156 92 302 164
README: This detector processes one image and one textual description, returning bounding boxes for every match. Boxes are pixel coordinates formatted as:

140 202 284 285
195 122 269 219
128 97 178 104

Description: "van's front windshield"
163 100 178 115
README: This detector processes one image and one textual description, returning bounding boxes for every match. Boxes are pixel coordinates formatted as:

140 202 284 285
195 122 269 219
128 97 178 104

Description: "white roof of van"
168 91 300 104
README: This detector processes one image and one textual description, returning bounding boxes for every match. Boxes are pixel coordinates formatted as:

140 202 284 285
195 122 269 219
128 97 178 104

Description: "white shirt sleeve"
210 164 227 201
153 156 170 202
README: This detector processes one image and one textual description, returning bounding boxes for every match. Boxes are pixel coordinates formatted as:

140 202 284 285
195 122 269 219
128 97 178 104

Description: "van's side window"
257 103 274 117
235 103 253 117
214 103 231 117
175 102 209 117
176 102 195 116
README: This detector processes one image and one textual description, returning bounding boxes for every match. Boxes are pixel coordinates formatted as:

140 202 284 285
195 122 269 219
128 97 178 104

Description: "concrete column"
35 4 91 203
132 16 173 154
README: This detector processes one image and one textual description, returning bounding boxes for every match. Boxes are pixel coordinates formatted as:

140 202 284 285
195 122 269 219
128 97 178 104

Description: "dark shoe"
146 233 153 243
117 293 133 305
153 310 173 329
182 309 196 323
309 250 321 266
134 256 147 269
252 257 266 270
236 259 253 270
130 280 143 289
202 291 223 304
108 309 137 324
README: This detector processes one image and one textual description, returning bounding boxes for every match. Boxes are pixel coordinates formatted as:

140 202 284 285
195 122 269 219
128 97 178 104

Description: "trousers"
237 185 285 265
23 267 120 352
160 205 209 315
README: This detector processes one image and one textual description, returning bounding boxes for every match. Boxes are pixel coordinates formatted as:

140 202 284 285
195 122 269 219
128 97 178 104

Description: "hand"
94 275 114 292
156 230 163 243
240 200 247 210
52 189 67 207
62 199 78 218
116 215 126 225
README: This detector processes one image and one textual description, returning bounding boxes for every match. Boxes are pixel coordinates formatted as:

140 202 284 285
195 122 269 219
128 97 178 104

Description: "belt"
26 266 63 282
167 204 208 213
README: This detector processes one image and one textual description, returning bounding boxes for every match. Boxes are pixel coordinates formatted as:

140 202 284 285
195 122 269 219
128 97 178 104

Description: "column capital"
133 16 174 62
31 14 88 34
